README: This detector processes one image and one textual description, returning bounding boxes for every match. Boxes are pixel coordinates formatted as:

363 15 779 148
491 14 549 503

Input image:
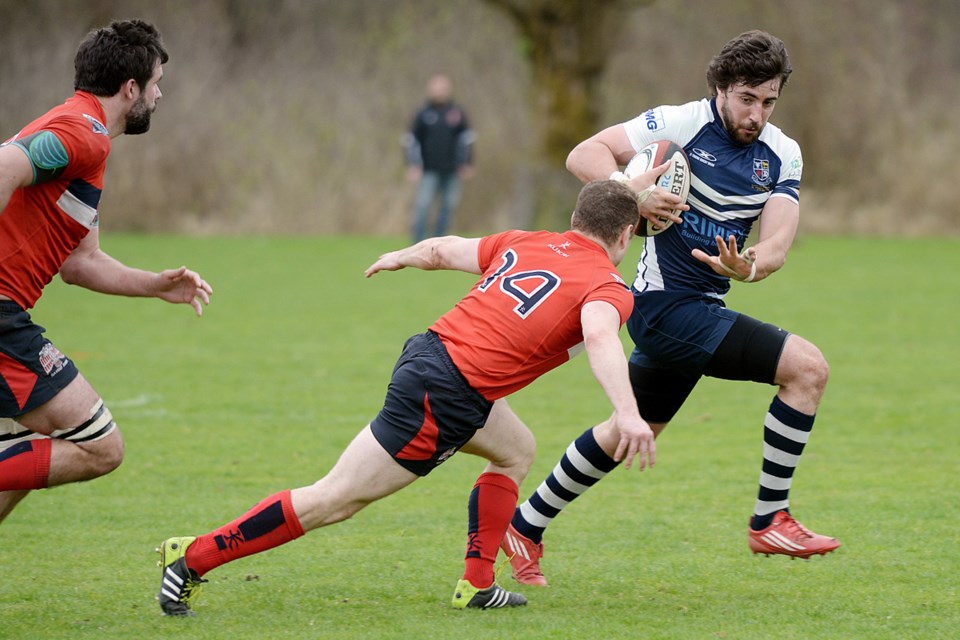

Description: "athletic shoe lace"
780 513 814 539
180 573 208 605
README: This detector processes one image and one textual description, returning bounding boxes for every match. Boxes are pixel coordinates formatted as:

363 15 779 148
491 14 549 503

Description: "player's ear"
120 78 139 100
622 223 634 247
617 223 634 257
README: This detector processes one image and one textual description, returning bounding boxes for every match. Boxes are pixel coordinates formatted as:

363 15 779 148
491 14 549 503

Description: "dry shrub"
1 0 957 235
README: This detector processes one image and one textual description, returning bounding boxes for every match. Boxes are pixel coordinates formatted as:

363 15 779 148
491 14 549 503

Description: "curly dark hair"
705 30 792 97
571 180 640 246
74 19 168 96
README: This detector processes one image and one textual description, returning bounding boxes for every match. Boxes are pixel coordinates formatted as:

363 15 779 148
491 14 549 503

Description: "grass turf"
0 234 956 639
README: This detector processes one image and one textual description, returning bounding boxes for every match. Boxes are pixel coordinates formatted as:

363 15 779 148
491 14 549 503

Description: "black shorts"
0 301 79 417
629 311 788 424
370 331 493 477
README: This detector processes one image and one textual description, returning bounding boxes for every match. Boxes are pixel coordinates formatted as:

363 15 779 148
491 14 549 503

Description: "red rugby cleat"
501 524 548 586
748 510 841 558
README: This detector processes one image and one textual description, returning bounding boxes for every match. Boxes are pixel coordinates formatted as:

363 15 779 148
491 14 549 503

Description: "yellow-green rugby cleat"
156 536 206 616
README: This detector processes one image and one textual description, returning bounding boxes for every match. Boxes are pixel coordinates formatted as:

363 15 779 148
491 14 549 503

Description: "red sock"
0 439 51 490
185 490 305 576
462 472 518 589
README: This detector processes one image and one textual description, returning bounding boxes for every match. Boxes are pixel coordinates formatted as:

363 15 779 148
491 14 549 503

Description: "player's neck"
569 230 618 264
91 95 129 139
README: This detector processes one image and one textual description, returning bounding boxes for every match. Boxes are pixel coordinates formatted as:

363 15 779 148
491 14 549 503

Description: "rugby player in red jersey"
0 20 212 522
155 177 663 615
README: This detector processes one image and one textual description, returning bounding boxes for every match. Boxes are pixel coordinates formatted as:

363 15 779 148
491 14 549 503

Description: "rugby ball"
624 140 691 236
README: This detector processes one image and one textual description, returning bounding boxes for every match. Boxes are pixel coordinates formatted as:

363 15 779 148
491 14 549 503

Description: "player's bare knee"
515 441 536 478
812 350 830 392
87 430 125 476
798 341 829 396
508 427 537 476
485 428 535 480
780 337 829 398
54 400 123 476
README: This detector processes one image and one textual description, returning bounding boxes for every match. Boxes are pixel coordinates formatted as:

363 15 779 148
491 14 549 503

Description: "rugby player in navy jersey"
503 30 839 586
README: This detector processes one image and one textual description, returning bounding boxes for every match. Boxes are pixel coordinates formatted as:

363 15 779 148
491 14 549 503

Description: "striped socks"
509 398 815 537
511 427 619 543
751 396 815 530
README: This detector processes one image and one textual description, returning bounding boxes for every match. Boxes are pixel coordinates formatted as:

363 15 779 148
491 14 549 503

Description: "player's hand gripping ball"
624 140 691 236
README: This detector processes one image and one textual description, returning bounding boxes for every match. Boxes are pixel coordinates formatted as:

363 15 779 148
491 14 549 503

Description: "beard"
719 99 761 146
124 95 155 135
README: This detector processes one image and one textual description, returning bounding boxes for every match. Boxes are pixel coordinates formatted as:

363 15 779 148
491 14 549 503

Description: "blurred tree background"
1 0 957 236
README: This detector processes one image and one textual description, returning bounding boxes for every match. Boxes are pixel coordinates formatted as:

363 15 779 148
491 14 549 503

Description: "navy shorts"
370 331 493 477
0 301 79 418
626 289 787 423
626 289 738 373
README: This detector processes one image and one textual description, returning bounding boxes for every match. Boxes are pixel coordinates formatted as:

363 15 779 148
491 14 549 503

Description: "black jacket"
404 101 474 174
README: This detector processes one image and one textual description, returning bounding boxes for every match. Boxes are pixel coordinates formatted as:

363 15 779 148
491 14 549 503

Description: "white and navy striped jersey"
623 98 802 298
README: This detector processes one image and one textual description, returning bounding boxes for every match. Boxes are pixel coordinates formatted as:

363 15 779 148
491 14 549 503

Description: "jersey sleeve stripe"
56 187 99 229
66 177 102 209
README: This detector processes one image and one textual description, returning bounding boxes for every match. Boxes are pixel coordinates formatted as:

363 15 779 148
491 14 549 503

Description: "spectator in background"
403 74 475 242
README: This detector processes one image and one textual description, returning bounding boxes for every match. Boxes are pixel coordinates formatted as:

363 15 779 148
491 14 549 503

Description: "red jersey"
431 229 633 401
0 92 110 309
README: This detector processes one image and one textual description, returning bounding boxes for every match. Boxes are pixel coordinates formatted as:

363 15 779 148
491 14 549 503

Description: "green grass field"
0 234 956 640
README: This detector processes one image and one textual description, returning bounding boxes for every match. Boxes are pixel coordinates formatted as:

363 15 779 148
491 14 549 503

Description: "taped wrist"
718 248 757 282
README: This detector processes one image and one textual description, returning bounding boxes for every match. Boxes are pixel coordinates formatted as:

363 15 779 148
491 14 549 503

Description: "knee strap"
50 399 116 443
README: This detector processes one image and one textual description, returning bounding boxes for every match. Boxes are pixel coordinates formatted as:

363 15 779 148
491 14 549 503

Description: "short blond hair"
570 180 638 246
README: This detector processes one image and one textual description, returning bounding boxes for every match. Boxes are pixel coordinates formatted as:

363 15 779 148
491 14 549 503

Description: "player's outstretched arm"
692 198 798 283
692 234 758 281
580 300 655 471
59 229 212 316
365 236 482 277
151 266 213 316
